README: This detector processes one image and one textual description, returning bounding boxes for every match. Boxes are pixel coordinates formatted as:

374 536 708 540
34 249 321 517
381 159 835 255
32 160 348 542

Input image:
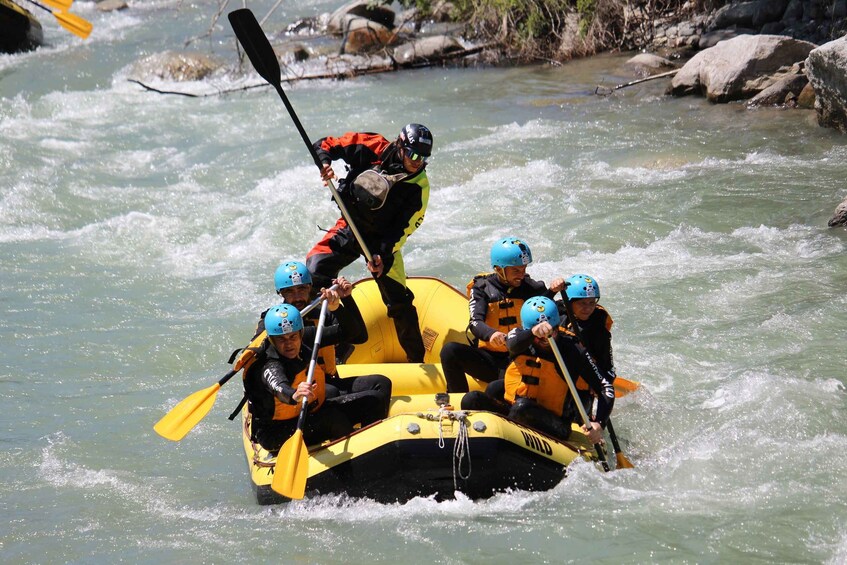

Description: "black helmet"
398 123 433 158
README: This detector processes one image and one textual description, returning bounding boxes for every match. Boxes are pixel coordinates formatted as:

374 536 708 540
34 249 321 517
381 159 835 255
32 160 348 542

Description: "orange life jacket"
466 273 526 353
271 364 327 420
503 350 589 416
240 334 328 422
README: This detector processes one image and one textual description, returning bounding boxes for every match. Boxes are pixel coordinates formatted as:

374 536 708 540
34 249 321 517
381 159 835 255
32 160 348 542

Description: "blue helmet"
265 303 304 336
565 274 600 301
274 261 312 293
490 237 533 269
520 296 560 329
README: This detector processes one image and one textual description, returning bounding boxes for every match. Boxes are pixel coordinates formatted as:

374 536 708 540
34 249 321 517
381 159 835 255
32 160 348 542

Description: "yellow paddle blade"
616 451 635 469
40 0 73 11
271 430 309 499
55 11 93 40
153 383 221 441
614 377 639 398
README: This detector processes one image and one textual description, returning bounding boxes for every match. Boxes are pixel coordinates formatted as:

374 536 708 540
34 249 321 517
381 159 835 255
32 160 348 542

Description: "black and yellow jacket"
245 306 363 422
313 132 429 273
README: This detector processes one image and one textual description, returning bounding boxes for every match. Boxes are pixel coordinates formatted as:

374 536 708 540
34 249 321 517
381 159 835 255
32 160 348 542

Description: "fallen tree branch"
128 78 268 97
129 44 493 97
595 68 679 96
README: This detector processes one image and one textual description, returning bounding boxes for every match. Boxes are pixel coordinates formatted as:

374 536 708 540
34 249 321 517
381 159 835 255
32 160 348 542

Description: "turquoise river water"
2 1 847 563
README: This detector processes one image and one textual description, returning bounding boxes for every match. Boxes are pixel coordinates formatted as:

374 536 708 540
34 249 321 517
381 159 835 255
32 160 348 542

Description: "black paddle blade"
228 9 281 88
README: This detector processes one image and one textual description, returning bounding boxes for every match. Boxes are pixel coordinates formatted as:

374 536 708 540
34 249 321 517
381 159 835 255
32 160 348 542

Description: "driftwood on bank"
594 68 679 96
130 44 492 98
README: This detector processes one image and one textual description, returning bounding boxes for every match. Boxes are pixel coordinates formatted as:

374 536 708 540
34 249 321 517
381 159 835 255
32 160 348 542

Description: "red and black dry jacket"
313 132 429 263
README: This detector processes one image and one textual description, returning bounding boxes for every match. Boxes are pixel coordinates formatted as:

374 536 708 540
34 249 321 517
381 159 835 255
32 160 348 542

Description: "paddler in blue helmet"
306 123 433 363
461 297 614 444
559 274 617 385
277 260 391 414
243 303 349 451
244 297 390 452
258 261 367 376
255 260 392 419
441 237 564 393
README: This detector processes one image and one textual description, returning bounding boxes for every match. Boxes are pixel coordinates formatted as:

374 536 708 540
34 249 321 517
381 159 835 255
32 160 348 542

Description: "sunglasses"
405 148 429 163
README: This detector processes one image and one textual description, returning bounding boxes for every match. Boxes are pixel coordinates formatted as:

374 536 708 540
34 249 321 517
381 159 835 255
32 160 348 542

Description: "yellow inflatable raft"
242 394 598 504
241 277 630 504
0 0 43 54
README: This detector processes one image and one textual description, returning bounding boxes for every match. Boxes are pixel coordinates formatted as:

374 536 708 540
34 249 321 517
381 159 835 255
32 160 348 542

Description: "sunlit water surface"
2 1 846 563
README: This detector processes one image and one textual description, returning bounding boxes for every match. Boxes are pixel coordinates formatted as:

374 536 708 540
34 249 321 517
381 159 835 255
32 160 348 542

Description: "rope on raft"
417 407 473 488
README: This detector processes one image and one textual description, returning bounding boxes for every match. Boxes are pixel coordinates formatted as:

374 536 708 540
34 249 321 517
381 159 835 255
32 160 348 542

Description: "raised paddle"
563 298 634 469
228 8 374 264
271 298 330 499
21 0 92 39
154 288 335 441
548 337 610 472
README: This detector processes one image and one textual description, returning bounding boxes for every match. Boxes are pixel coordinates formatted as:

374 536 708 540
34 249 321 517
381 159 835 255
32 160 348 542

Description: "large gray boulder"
668 34 816 102
781 0 803 21
624 53 676 76
752 0 791 28
699 28 755 50
96 0 128 12
829 198 847 227
129 51 225 82
747 68 808 106
710 1 757 29
708 0 790 29
392 35 463 65
805 36 847 133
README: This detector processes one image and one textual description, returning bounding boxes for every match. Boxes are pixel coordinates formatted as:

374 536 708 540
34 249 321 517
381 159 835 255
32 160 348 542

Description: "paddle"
548 337 610 472
40 0 73 11
227 8 374 264
605 419 634 469
613 376 639 398
562 298 634 469
271 298 330 499
21 0 92 39
154 289 334 441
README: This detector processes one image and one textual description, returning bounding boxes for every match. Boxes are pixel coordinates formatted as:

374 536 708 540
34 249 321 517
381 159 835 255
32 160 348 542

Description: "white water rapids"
2 1 847 562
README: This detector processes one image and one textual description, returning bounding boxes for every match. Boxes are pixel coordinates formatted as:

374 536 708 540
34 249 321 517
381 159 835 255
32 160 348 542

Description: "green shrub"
394 0 729 62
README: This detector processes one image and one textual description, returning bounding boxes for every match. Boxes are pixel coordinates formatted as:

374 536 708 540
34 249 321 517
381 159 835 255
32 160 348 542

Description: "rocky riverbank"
629 1 847 226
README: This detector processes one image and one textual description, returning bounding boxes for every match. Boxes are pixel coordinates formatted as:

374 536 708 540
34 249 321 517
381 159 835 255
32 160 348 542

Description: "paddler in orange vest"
440 237 564 393
264 260 366 377
461 296 614 443
274 261 391 418
258 260 392 418
244 301 388 452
